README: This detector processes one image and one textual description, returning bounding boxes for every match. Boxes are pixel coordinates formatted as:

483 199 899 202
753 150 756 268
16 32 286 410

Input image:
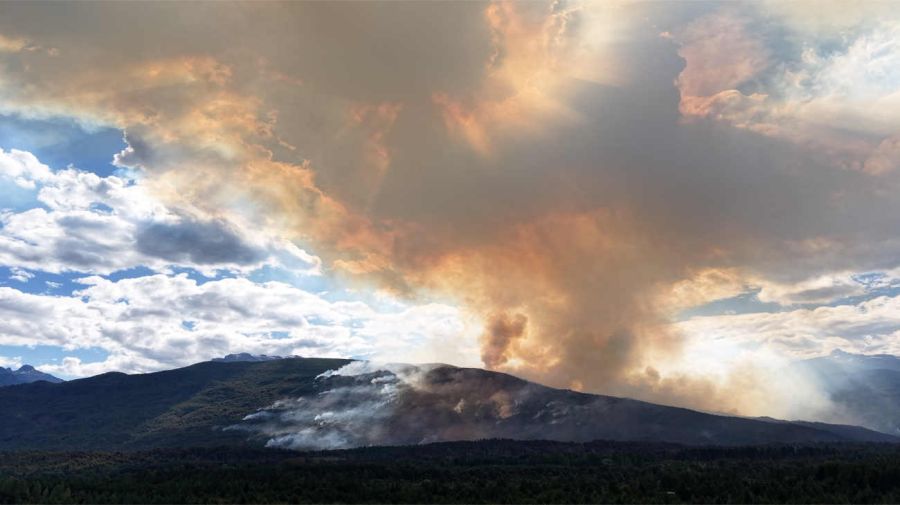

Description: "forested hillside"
4 441 900 503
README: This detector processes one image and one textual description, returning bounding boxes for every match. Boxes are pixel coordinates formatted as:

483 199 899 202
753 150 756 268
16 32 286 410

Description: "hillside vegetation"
4 441 900 503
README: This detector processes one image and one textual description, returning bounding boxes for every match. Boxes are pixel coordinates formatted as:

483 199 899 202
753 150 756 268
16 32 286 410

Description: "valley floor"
2 439 900 504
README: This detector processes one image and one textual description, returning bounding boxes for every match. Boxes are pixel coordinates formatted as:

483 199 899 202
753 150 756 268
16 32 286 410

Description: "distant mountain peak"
794 350 900 435
0 364 63 387
828 348 897 359
211 353 287 363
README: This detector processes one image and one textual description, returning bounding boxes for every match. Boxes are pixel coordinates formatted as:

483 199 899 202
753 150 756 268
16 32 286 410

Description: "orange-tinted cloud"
2 1 900 421
671 7 900 175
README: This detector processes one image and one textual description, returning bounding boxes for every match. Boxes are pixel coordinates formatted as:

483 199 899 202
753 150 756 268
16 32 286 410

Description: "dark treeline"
3 440 900 503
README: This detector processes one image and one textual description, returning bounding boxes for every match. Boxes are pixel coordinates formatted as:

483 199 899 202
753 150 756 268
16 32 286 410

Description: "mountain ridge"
793 351 900 435
211 353 287 363
0 357 895 451
0 365 63 387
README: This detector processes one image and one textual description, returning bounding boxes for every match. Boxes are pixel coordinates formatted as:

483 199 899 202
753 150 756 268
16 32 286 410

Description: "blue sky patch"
0 114 124 177
249 264 330 293
0 344 109 372
0 266 92 296
677 289 783 321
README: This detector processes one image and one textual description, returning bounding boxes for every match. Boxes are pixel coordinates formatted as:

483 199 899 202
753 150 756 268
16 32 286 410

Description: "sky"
1 1 900 421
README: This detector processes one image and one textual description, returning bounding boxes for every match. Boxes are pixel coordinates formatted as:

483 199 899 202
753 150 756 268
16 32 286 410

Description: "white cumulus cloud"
0 148 319 276
0 273 478 378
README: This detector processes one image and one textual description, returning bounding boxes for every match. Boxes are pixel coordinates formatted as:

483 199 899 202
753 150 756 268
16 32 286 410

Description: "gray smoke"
229 359 900 450
235 362 428 450
230 361 610 450
792 351 900 435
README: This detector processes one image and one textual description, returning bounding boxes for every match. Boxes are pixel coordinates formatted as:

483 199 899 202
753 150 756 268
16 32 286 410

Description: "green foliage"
2 440 900 503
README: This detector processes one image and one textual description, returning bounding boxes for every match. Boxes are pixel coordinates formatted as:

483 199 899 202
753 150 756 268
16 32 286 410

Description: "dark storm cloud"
135 219 265 266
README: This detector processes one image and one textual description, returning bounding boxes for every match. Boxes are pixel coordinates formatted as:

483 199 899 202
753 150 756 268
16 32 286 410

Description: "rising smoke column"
0 1 898 420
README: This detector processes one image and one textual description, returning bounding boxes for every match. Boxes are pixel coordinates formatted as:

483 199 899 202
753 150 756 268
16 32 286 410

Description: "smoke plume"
1 1 900 420
231 361 884 450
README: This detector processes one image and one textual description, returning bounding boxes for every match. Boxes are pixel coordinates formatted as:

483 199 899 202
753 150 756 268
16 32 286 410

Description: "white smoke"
228 358 899 450
231 362 440 450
